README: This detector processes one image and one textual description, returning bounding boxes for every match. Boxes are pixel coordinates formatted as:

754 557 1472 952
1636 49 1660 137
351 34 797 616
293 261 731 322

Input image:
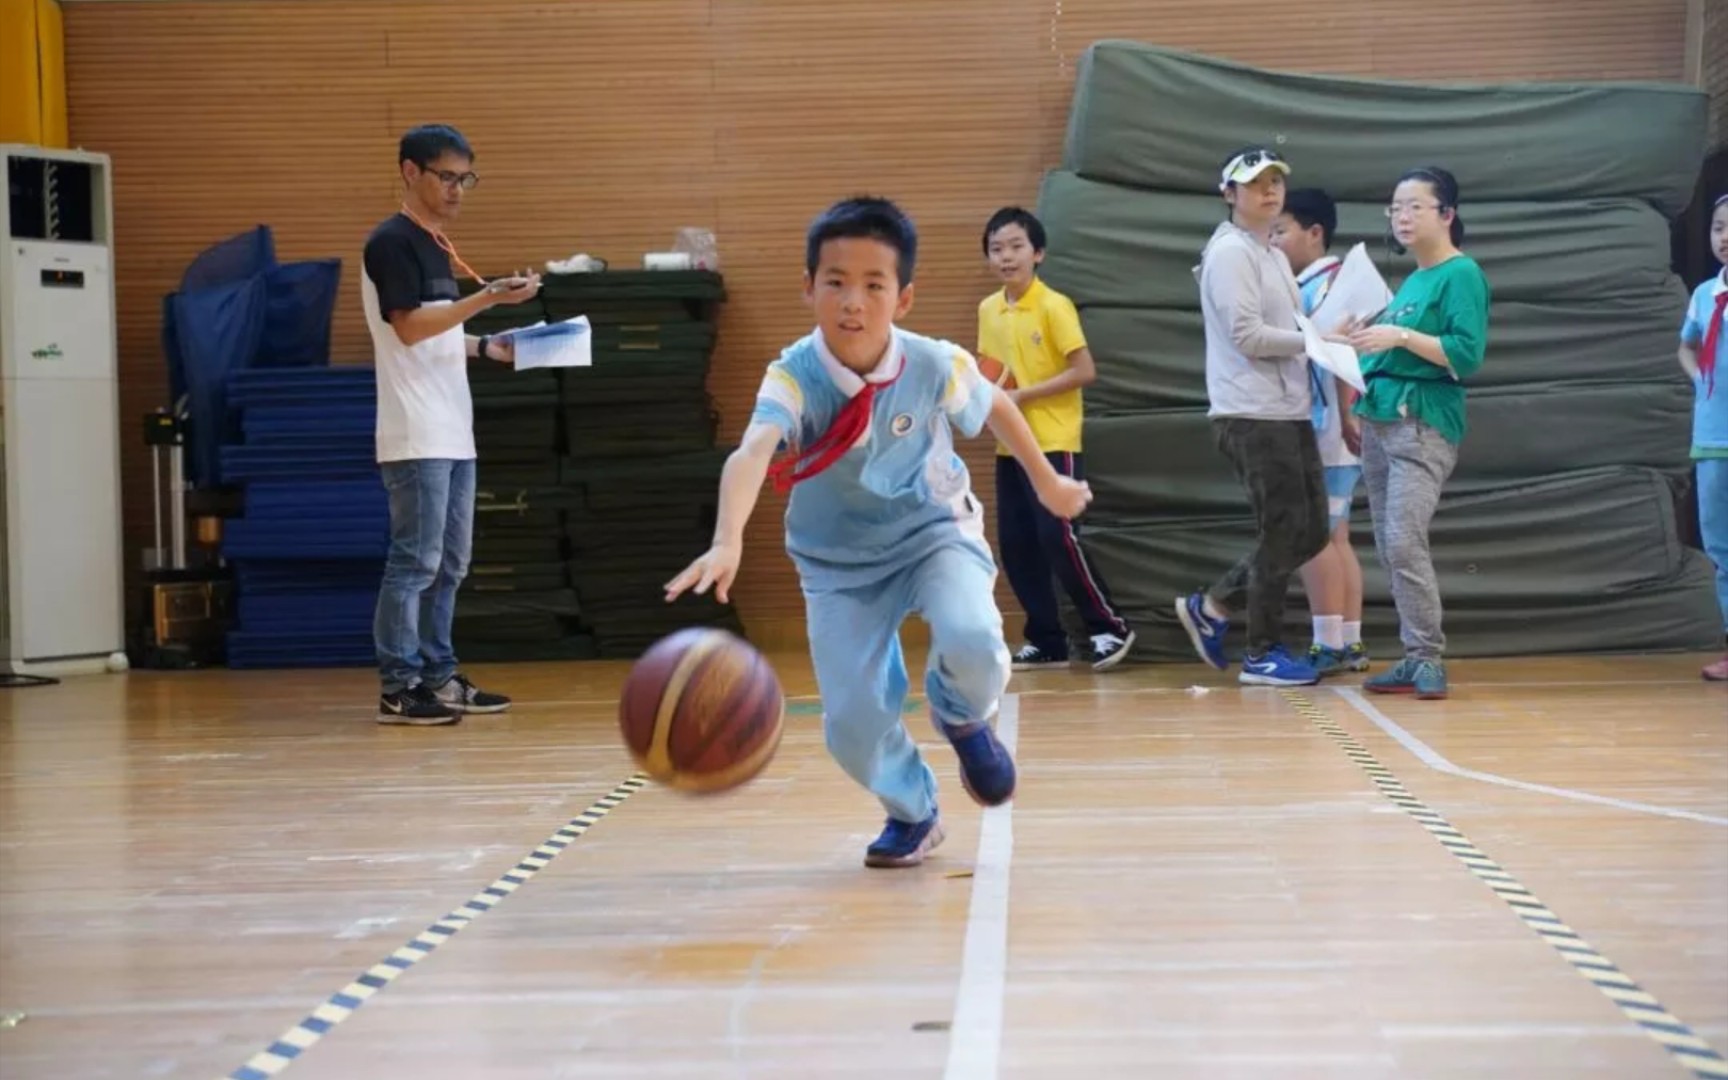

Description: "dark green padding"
1080 382 1692 524
1076 467 1722 658
453 588 581 620
1037 171 1679 308
1083 292 1691 414
463 562 571 593
1060 40 1707 217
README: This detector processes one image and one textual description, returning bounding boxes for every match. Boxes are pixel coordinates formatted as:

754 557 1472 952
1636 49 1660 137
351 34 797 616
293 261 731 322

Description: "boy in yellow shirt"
978 207 1135 671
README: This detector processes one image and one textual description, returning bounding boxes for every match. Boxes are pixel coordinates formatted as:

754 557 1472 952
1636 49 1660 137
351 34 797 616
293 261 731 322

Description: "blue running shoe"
1365 658 1421 694
1413 660 1449 700
1175 592 1229 670
864 812 944 868
944 722 1017 807
1308 644 1348 679
1238 644 1320 687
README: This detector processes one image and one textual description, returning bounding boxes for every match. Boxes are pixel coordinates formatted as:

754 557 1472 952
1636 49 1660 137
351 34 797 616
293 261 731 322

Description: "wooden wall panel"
60 0 1689 641
1706 0 1728 150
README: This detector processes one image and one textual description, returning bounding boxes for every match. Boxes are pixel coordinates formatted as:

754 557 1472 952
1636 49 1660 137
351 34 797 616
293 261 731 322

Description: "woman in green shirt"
1342 166 1490 700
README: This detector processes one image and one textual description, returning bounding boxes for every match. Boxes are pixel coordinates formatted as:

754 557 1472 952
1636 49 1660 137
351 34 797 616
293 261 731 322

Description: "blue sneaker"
1175 592 1229 670
864 812 945 868
1345 642 1371 672
1413 660 1448 700
944 722 1017 807
1365 658 1420 694
1238 644 1320 687
1308 644 1348 679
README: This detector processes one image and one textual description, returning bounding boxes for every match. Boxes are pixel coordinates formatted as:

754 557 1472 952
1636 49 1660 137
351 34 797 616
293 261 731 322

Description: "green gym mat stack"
455 292 593 661
545 270 739 658
1035 41 1719 660
458 270 742 660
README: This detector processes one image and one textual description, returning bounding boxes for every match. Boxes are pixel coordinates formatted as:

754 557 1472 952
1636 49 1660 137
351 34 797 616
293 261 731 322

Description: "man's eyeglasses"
419 165 479 191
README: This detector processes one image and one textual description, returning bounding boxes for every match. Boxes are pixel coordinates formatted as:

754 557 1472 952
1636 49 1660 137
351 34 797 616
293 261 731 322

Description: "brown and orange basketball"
977 352 1017 390
618 627 784 794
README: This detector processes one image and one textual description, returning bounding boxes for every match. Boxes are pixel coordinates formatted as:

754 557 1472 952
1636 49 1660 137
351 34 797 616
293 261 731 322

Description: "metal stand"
142 406 186 571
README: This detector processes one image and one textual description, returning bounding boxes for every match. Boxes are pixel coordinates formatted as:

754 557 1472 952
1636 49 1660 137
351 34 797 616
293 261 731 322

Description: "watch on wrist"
477 334 491 360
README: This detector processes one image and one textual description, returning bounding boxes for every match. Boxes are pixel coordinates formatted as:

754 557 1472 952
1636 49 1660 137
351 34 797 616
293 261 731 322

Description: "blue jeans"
374 458 475 694
1700 457 1728 632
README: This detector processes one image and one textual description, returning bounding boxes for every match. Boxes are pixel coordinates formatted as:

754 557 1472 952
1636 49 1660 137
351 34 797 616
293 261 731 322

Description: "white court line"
1331 686 1728 827
944 693 1018 1080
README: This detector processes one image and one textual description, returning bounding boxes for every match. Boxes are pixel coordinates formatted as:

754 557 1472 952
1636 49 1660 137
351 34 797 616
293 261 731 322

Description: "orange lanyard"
399 203 485 285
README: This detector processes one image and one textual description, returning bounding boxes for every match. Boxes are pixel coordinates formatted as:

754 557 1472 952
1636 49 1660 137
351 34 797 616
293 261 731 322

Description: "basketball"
618 627 785 793
977 352 1017 390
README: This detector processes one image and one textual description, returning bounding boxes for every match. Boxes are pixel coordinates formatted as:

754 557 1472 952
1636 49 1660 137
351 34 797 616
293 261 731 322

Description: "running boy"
665 196 1092 867
1678 192 1728 682
977 206 1135 672
1271 187 1370 675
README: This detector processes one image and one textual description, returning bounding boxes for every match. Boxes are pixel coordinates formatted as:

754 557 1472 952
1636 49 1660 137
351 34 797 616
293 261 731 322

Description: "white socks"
1343 620 1362 647
1314 615 1345 650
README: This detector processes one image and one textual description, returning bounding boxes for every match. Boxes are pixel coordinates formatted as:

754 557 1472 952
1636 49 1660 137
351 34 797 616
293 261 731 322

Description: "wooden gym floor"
1 650 1725 1079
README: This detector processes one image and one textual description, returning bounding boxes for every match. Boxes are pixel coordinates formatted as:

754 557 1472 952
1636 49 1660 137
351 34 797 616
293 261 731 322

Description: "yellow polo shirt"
977 276 1088 455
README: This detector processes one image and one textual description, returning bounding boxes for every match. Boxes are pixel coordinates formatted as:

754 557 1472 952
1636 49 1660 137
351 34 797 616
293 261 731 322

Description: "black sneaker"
430 673 511 714
1086 630 1136 671
378 684 460 726
1010 643 1068 671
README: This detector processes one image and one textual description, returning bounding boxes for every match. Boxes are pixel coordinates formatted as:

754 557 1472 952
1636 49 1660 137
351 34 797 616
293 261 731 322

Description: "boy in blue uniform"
1679 192 1728 682
665 196 1092 867
1271 187 1370 676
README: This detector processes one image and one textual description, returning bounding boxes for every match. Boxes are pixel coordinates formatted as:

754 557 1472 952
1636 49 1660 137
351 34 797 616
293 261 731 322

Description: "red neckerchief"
766 350 904 493
1700 282 1726 399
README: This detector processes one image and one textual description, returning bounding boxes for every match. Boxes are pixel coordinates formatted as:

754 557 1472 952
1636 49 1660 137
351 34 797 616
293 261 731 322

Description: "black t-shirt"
362 213 460 321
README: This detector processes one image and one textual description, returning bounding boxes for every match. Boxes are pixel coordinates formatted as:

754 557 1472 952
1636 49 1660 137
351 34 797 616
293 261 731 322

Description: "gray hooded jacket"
1196 220 1312 421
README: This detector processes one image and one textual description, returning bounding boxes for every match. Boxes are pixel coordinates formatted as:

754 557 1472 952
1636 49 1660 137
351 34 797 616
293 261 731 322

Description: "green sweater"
1354 253 1490 445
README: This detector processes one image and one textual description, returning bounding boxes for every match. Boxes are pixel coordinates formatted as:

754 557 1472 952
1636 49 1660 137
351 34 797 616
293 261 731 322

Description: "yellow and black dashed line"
1282 690 1727 1079
222 773 649 1080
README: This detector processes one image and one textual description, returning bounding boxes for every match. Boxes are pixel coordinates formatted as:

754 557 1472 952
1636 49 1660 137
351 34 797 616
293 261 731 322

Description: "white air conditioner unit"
0 144 127 678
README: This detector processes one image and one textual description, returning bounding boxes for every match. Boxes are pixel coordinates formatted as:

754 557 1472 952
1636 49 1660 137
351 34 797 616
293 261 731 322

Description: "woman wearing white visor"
1177 146 1329 687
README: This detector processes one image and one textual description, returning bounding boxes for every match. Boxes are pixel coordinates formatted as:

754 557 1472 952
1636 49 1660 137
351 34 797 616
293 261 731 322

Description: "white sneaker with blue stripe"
1175 592 1229 670
1238 645 1321 687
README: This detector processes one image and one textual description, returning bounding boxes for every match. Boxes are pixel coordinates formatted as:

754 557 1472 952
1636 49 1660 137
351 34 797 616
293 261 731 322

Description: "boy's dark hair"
1283 188 1337 250
981 206 1047 255
399 124 474 168
805 196 918 287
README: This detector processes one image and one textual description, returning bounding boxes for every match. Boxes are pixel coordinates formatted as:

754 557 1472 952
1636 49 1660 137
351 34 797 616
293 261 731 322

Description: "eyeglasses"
419 166 479 191
1385 201 1440 218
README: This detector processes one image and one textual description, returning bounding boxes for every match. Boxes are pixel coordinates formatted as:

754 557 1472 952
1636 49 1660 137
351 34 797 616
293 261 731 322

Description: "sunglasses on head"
1219 148 1285 189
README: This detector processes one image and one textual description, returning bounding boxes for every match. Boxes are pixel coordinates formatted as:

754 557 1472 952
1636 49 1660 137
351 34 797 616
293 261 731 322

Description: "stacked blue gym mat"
221 368 387 668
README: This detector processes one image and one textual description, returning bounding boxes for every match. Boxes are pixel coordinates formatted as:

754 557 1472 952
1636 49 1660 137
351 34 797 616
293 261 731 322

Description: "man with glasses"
361 123 541 725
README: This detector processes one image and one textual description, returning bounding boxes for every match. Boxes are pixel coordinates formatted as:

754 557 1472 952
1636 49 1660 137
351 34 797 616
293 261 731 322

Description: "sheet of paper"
1309 242 1393 336
509 316 592 370
1296 313 1365 394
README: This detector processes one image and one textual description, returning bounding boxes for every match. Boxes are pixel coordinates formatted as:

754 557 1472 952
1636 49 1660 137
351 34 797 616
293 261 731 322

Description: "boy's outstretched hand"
1035 474 1092 520
664 543 742 604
